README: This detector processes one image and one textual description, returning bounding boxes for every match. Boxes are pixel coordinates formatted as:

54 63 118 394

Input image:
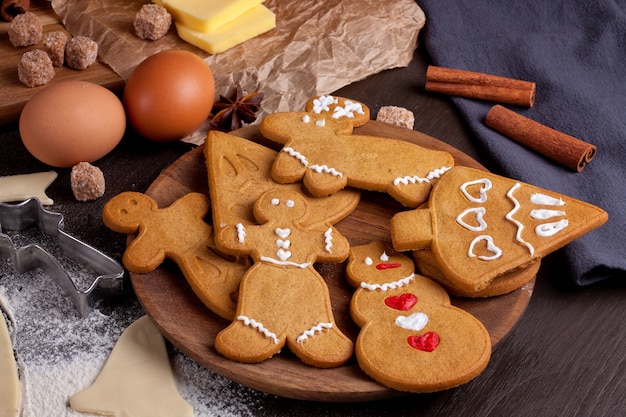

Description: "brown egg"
19 80 126 168
123 50 215 142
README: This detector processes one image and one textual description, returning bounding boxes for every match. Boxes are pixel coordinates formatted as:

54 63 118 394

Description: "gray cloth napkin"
417 0 626 285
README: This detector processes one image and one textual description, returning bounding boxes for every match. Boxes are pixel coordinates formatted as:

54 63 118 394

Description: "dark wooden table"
1 44 624 417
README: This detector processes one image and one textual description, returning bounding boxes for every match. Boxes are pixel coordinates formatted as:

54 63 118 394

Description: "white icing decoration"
530 209 566 220
259 256 310 268
271 198 280 206
360 273 415 291
364 257 373 266
275 228 291 238
380 252 390 261
460 178 492 203
309 164 343 178
393 166 451 186
395 312 429 332
302 114 311 123
505 183 535 256
311 95 337 113
324 228 333 253
536 219 569 237
468 235 503 261
332 100 365 119
276 249 292 261
315 119 326 127
296 322 333 343
276 239 290 249
456 207 488 232
282 147 308 166
236 223 246 243
285 199 295 208
530 193 565 206
237 316 279 344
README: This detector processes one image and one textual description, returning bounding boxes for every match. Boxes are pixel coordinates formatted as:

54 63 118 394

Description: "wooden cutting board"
0 1 123 125
131 121 535 402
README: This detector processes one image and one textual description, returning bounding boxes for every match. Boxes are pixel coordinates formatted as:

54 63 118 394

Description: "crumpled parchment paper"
50 0 425 143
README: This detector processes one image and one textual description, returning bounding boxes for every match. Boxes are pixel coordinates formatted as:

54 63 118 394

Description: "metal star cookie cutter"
0 198 124 317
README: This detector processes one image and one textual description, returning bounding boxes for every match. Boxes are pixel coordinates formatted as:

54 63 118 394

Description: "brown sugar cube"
18 49 55 88
65 36 98 70
8 11 42 47
71 162 106 201
42 31 69 67
376 105 415 129
134 3 172 40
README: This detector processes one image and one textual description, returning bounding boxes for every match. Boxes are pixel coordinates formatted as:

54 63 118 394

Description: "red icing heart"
384 293 417 311
408 332 440 352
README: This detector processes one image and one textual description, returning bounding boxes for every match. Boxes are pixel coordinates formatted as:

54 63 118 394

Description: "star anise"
209 84 264 132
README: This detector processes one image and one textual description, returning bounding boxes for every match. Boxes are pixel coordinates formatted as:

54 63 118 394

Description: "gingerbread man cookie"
214 189 353 368
102 191 249 320
260 98 454 208
346 241 491 393
391 166 608 294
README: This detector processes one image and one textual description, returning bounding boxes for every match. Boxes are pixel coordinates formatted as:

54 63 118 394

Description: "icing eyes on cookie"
270 198 295 208
364 257 373 266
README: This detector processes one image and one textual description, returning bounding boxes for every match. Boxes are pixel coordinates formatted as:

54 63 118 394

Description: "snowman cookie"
346 241 491 392
214 189 354 368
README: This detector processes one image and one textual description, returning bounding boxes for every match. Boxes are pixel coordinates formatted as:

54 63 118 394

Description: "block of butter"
156 0 264 32
175 5 275 54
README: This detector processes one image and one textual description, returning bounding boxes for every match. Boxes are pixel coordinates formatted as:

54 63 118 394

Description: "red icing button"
384 293 417 311
408 332 440 352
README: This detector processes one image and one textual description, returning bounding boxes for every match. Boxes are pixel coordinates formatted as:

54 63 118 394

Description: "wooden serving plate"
131 121 535 402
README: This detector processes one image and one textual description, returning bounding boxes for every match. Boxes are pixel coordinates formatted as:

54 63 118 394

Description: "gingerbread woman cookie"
214 189 353 368
391 166 608 294
346 241 491 392
102 191 249 320
259 100 454 208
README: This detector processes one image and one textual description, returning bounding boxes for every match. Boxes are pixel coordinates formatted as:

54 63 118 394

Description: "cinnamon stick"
485 105 596 172
1 0 29 21
426 66 536 107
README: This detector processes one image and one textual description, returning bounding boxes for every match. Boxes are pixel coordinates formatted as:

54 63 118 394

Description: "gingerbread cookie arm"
214 221 269 259
314 225 350 263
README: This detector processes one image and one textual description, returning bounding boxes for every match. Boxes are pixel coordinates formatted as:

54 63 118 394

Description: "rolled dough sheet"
0 308 21 417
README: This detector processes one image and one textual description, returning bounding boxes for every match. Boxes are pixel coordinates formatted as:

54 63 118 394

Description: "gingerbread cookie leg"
215 262 353 367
